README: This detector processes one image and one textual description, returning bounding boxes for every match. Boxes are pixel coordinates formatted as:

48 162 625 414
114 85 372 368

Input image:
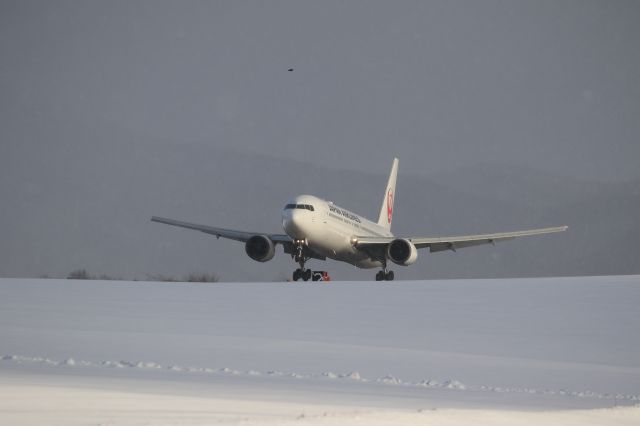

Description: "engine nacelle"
387 238 418 266
245 235 276 262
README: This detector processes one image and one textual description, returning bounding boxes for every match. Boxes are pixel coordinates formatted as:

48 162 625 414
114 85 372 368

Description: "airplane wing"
353 226 568 253
151 216 292 244
151 216 326 260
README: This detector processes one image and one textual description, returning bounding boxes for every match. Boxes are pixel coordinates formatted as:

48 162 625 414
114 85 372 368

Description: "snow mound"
442 379 467 390
377 375 402 385
62 358 76 366
2 353 639 403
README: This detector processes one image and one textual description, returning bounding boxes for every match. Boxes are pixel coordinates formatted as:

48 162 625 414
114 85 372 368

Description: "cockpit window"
284 203 315 211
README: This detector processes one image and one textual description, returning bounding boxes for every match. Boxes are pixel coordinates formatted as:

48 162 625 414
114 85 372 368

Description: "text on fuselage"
328 205 362 223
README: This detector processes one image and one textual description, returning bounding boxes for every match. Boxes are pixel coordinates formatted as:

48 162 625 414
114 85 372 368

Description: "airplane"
151 158 567 281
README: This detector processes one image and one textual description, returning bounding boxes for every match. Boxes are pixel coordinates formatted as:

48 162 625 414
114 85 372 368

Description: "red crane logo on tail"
387 189 394 224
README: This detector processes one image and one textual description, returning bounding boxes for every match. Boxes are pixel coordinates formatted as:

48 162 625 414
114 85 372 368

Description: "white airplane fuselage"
282 194 392 269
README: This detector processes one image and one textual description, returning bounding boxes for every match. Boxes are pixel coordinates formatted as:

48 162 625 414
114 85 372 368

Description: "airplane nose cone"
283 210 304 238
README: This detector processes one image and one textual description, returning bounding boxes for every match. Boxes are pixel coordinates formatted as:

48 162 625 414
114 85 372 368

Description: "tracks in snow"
2 354 638 403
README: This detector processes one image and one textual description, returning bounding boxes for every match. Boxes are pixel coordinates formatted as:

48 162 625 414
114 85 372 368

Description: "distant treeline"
66 269 219 283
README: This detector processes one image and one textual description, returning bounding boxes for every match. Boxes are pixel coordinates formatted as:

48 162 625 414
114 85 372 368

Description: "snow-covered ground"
1 276 639 425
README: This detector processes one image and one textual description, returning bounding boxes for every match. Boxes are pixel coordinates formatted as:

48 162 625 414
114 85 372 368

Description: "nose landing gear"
292 239 312 281
292 269 331 282
290 240 331 282
293 268 312 281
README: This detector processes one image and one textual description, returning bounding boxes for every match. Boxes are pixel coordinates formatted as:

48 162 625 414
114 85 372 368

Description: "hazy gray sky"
2 1 639 180
1 1 638 280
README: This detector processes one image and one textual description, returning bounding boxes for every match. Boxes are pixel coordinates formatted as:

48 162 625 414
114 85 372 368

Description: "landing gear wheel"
375 270 394 281
292 268 312 282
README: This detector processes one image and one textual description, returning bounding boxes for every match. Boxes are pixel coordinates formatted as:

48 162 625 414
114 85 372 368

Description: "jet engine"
387 238 418 266
245 235 276 262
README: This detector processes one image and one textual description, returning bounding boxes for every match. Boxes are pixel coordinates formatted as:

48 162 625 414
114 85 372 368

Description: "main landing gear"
375 265 395 281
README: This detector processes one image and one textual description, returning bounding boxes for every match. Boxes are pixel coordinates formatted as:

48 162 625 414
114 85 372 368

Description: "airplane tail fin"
377 158 399 231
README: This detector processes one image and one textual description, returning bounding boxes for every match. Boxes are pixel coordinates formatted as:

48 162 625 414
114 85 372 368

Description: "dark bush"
67 269 91 280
